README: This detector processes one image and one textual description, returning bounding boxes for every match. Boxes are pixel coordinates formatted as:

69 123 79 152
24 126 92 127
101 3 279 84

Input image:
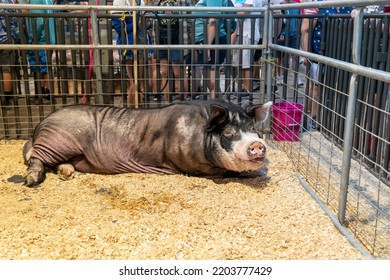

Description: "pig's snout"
248 141 266 159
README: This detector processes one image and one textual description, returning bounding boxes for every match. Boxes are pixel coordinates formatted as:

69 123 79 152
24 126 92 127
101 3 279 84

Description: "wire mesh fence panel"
0 2 390 258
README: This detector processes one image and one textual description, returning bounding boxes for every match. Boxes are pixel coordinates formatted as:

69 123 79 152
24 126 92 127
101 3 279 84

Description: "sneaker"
30 96 54 105
311 117 317 130
29 96 38 105
252 80 261 91
298 78 304 87
153 94 163 101
240 89 251 99
230 93 237 100
42 98 52 105
275 76 283 85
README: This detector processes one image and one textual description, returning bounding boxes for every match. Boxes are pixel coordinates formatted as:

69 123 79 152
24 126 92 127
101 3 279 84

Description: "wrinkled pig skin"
23 99 272 187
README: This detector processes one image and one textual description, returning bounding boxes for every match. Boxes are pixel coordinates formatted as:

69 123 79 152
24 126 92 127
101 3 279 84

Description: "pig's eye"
223 127 236 138
247 124 255 132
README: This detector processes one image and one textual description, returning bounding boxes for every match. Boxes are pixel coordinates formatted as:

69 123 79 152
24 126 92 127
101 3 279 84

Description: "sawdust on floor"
0 140 364 260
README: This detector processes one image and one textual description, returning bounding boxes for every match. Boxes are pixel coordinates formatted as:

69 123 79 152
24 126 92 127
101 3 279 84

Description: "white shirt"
232 0 263 41
112 0 145 14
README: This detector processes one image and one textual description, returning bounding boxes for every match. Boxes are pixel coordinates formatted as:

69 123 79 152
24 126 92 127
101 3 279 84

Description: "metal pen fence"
269 0 390 258
0 1 389 258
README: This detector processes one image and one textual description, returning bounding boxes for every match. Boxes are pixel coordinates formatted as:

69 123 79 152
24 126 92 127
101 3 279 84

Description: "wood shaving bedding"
0 140 363 259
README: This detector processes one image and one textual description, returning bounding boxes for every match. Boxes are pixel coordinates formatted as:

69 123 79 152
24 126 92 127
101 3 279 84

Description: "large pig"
23 99 272 187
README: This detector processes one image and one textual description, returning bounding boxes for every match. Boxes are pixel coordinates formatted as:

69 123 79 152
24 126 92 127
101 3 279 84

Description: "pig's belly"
69 156 177 175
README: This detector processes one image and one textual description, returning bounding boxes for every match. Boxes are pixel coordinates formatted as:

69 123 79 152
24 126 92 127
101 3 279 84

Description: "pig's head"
206 100 272 173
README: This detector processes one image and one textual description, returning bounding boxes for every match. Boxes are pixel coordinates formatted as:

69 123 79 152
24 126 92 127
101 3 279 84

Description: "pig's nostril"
248 141 266 158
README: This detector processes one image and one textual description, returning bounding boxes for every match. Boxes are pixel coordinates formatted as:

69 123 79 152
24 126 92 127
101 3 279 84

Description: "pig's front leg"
238 164 269 178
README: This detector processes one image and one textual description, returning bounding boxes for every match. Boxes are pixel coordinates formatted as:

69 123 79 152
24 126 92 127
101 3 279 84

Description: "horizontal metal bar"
270 0 390 10
0 4 266 13
270 43 390 84
0 43 267 51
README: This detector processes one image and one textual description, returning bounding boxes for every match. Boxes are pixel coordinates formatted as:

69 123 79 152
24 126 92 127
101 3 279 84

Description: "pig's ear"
207 104 230 131
246 101 273 123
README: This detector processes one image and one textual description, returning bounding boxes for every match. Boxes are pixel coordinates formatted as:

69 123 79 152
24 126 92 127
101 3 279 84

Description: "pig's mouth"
250 156 265 163
240 156 265 169
247 148 266 164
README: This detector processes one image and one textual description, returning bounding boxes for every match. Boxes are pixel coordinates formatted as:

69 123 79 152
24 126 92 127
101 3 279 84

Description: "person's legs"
276 54 283 85
207 67 216 99
1 50 13 101
172 62 188 99
27 49 50 104
159 58 169 101
125 58 135 107
2 72 12 92
194 49 205 97
137 54 146 104
171 50 188 99
2 72 13 106
38 50 50 99
241 45 251 92
208 38 227 99
149 53 158 94
309 62 319 129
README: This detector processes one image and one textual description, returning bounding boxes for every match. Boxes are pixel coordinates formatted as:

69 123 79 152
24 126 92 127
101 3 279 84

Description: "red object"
272 102 304 142
293 0 305 15
384 6 390 13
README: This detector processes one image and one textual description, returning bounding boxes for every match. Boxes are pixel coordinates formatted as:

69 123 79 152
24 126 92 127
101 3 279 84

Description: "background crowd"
1 0 389 109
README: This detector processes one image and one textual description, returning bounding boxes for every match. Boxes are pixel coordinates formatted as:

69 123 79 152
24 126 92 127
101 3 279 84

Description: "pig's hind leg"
23 140 46 187
24 158 46 187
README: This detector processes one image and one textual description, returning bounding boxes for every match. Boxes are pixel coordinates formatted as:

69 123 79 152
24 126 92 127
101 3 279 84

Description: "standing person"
251 0 279 94
301 0 352 129
27 0 56 105
231 0 262 98
153 0 191 102
0 0 19 107
193 0 234 99
275 0 302 86
112 0 150 107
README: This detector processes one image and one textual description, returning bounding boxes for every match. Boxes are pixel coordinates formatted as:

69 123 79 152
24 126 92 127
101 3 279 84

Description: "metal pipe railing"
338 7 364 225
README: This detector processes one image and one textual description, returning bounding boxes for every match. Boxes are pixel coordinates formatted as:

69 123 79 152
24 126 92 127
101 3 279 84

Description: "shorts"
28 49 49 74
122 49 153 62
156 49 181 62
196 36 227 68
310 62 320 84
254 38 263 62
232 35 254 69
183 52 191 64
276 35 298 58
0 49 12 73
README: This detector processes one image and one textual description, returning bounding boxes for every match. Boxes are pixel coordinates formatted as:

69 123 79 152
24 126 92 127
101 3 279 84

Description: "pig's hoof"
24 158 46 187
23 171 45 187
257 165 268 177
57 164 75 181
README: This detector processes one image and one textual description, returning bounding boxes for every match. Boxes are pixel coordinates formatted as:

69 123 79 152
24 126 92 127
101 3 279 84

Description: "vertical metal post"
338 8 363 224
90 7 104 104
265 4 273 102
132 0 139 108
